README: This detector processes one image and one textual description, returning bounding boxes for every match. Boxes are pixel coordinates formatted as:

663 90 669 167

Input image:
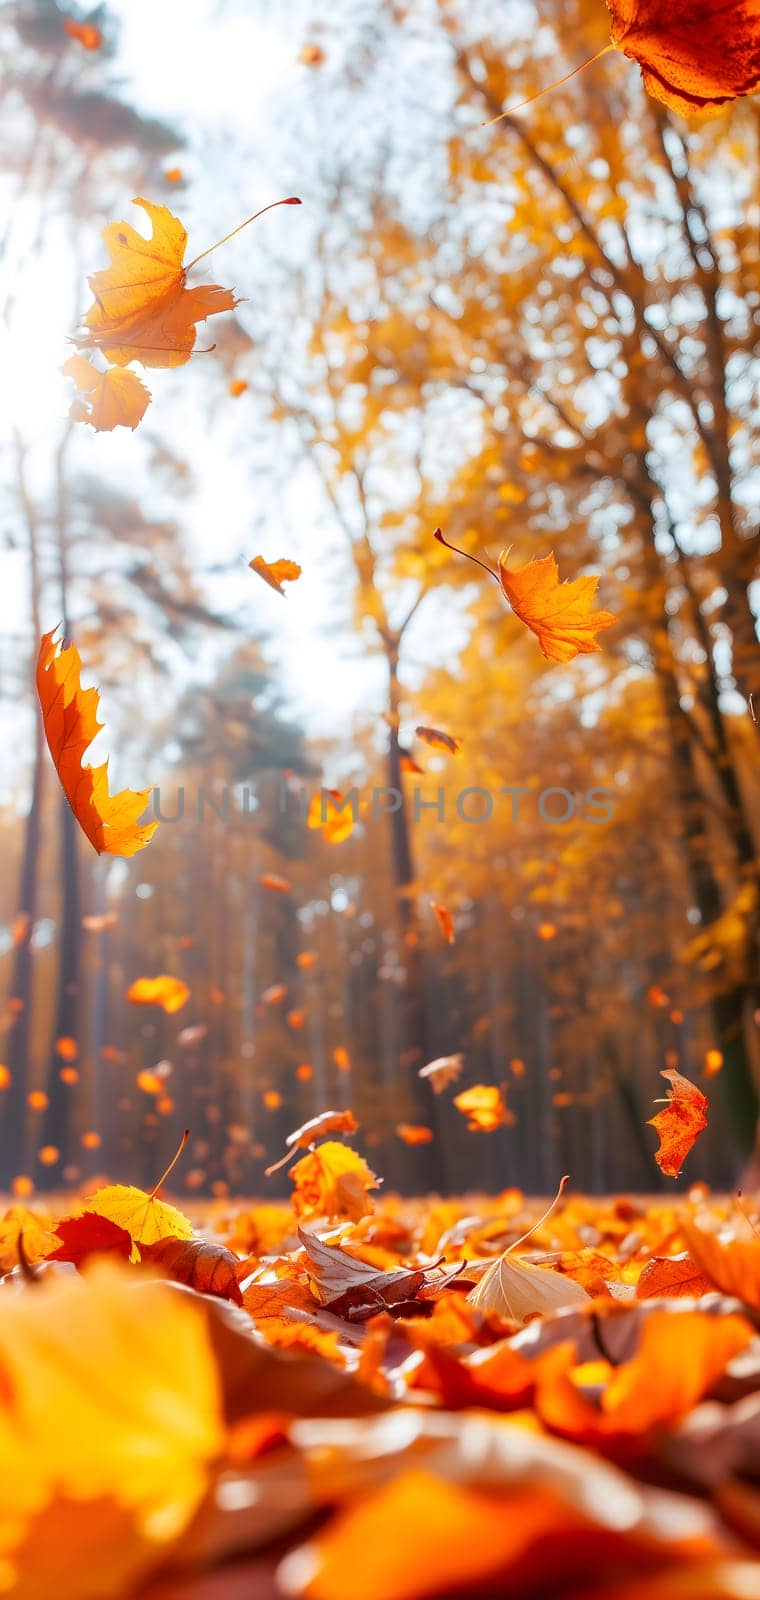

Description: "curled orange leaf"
36 629 158 857
648 1069 708 1178
430 901 455 944
249 555 302 595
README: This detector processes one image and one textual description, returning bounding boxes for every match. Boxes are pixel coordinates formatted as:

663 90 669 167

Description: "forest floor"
0 1179 759 1598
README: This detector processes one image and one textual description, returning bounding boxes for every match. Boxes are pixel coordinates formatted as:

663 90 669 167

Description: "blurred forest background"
0 0 757 1199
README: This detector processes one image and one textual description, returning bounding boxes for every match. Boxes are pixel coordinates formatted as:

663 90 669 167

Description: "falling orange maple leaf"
229 377 248 397
260 872 292 893
434 530 616 664
36 629 158 857
430 901 455 944
607 0 760 116
77 197 299 370
126 975 190 1014
648 1068 708 1178
63 15 102 49
454 1084 509 1132
291 1140 379 1222
62 356 151 432
249 555 302 595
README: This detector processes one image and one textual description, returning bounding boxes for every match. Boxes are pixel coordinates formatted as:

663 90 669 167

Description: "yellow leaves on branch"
434 529 616 663
36 629 158 858
70 196 301 430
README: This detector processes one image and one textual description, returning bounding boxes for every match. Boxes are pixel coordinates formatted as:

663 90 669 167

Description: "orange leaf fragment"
63 15 102 48
297 950 318 969
164 167 183 183
260 872 292 893
333 1046 351 1074
229 377 248 397
608 0 760 116
396 1123 434 1145
430 901 455 944
249 555 302 596
62 356 151 432
307 789 355 843
454 1084 508 1132
36 630 158 857
415 725 461 756
263 1090 283 1111
126 975 190 1014
55 1036 78 1061
299 42 326 65
648 1069 708 1178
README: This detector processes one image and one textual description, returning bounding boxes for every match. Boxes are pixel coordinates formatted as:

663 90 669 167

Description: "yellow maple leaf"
434 530 616 664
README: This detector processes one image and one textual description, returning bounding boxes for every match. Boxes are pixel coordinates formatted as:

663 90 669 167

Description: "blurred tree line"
0 0 757 1197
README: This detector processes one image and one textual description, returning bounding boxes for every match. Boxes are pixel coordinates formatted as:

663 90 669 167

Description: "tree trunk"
386 649 443 1190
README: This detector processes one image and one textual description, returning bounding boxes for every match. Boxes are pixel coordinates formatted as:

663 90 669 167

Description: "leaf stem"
481 44 615 128
151 1128 190 1197
186 197 302 272
433 527 501 587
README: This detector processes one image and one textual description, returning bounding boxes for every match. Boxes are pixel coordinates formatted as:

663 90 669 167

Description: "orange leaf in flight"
333 1046 351 1073
62 356 151 431
307 788 355 843
607 0 760 116
499 552 616 664
76 196 300 372
265 1108 359 1175
454 1084 509 1132
164 167 183 183
418 1053 464 1093
430 901 455 943
249 555 303 595
434 530 615 664
36 629 158 857
396 1123 434 1145
63 15 102 48
260 872 292 893
126 975 190 1014
229 378 248 397
415 725 461 756
648 1068 708 1178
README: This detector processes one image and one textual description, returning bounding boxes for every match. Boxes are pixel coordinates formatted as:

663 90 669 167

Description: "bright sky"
0 0 401 769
